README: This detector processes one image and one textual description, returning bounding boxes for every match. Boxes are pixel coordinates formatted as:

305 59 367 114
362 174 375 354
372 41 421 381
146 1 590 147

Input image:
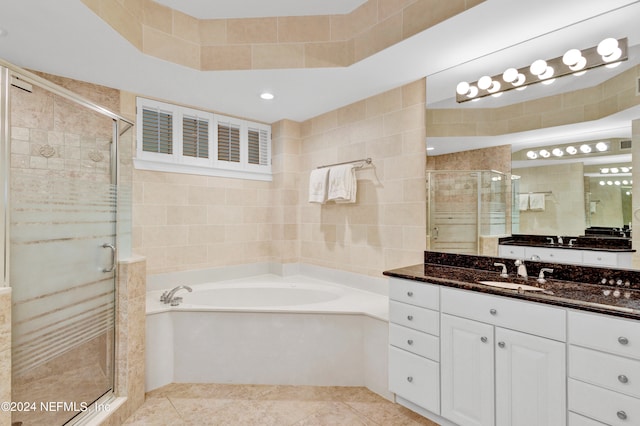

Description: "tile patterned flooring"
123 384 440 425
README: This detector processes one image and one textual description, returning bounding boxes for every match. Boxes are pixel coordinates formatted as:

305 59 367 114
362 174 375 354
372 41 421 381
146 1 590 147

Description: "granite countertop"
499 240 635 253
499 234 634 252
383 263 640 321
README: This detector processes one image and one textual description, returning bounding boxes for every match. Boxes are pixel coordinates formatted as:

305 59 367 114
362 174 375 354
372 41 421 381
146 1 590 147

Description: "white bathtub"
145 270 391 399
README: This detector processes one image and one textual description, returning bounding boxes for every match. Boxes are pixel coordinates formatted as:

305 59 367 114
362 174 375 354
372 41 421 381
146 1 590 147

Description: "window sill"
133 158 272 182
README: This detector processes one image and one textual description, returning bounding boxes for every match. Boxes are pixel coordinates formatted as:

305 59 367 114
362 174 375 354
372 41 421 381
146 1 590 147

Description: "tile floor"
123 384 440 425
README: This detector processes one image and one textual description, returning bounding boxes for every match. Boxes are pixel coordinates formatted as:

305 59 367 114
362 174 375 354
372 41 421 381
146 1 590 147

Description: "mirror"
424 4 640 256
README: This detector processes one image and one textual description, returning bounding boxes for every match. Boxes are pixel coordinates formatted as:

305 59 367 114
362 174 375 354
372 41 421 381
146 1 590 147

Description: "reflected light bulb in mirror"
611 167 619 174
565 146 577 155
599 181 606 186
539 149 551 158
595 142 608 152
579 144 592 153
526 151 538 159
552 148 564 157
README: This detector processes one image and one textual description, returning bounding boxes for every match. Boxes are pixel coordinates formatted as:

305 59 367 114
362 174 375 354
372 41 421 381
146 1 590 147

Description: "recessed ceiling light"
426 147 435 151
260 92 274 100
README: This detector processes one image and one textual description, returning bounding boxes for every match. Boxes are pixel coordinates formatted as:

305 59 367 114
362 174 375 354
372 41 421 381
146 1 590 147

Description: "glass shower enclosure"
1 61 133 425
427 170 511 254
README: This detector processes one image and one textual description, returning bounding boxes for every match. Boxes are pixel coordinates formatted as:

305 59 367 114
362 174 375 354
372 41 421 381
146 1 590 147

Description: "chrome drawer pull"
498 341 506 348
617 411 627 420
407 376 413 383
407 291 414 297
407 339 414 345
490 309 497 315
481 336 488 343
618 375 629 384
619 336 629 345
407 315 413 321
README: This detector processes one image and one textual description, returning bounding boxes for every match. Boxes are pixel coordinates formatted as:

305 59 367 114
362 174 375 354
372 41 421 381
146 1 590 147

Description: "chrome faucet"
161 285 193 305
546 237 554 244
537 268 554 284
514 259 528 279
494 262 509 278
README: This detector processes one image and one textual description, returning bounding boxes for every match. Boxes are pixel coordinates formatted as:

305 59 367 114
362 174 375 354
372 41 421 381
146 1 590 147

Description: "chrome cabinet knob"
407 376 413 383
481 336 488 343
619 336 629 345
407 315 413 321
498 341 506 348
407 291 413 297
617 411 627 420
618 375 629 384
407 339 414 345
490 309 497 315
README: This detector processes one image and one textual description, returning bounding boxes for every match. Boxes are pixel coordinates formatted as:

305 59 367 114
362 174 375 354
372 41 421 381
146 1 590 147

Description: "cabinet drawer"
389 301 439 335
569 379 639 426
570 345 640 398
441 287 566 341
569 412 606 426
499 245 525 259
388 277 439 310
582 251 618 266
389 323 439 361
525 246 583 264
389 346 440 414
569 311 640 360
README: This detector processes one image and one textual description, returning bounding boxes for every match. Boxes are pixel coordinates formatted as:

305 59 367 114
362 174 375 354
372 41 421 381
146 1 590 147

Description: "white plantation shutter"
142 108 172 154
217 122 241 163
248 127 270 165
183 115 209 159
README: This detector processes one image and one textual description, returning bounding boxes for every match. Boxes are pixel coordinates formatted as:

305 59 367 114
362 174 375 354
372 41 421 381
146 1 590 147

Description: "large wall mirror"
424 1 640 256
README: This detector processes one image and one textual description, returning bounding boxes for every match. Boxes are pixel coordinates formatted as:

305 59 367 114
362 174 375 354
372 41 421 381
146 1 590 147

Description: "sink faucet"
494 262 509 278
546 237 554 244
161 285 193 305
537 268 554 284
514 259 528 279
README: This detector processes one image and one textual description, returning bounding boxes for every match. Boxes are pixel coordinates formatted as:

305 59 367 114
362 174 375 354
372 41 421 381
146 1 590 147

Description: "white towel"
327 164 357 203
308 167 329 203
590 201 597 214
529 193 545 211
518 194 529 211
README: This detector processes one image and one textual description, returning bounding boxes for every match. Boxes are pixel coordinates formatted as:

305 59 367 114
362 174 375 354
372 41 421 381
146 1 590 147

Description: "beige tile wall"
82 0 484 70
427 64 640 137
298 79 427 275
516 163 586 236
427 144 511 173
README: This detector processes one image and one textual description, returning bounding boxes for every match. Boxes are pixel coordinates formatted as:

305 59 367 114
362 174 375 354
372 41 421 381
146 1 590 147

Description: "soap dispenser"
557 235 563 245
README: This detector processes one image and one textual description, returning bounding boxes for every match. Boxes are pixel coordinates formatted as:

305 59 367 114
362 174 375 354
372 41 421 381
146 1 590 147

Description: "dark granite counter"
499 234 634 252
383 252 640 321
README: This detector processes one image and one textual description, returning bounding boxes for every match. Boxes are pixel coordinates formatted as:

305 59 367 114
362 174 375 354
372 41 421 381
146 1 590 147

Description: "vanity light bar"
525 142 610 160
456 37 628 103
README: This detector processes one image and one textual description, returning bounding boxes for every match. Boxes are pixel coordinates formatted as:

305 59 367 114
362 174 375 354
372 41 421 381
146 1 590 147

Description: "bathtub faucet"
161 285 193 305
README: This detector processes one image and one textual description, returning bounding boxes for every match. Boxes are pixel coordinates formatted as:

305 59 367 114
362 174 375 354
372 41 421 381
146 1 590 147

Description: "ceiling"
0 0 639 156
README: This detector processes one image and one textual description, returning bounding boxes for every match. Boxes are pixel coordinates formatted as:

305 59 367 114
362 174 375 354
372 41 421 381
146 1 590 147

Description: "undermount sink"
478 281 545 292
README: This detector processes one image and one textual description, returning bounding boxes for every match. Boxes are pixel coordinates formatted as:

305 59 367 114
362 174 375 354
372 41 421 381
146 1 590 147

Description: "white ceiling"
0 0 639 156
154 0 367 19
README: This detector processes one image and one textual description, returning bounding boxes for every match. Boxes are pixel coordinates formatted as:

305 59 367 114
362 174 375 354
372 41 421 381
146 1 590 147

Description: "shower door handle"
102 243 116 273
433 227 439 240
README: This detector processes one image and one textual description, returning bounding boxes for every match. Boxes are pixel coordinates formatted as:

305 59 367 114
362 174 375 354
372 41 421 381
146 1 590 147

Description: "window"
135 98 271 181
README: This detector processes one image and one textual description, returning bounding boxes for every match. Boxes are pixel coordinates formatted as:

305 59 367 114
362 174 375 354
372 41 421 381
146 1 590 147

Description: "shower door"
427 171 480 254
9 78 117 425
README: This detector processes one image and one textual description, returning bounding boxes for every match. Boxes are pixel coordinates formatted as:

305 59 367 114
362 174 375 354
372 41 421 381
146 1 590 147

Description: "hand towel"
518 194 529 211
529 193 545 211
590 201 597 214
308 167 330 203
327 164 357 203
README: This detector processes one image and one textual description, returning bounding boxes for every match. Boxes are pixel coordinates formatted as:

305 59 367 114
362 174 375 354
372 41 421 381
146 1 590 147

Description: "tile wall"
81 0 484 70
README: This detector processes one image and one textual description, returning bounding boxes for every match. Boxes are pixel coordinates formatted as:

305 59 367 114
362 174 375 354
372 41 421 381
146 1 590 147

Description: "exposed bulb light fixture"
580 144 592 154
610 167 620 174
621 167 630 173
595 142 609 152
455 37 628 103
552 148 564 157
565 146 577 155
539 149 551 158
526 150 538 159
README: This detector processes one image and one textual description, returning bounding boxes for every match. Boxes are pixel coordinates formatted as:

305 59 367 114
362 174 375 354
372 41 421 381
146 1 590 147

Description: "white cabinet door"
441 314 494 426
495 327 566 426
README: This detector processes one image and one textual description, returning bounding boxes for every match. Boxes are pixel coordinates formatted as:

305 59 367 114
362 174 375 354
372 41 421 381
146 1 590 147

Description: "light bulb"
513 73 526 86
260 92 274 100
566 146 577 155
607 181 613 185
467 86 479 98
541 78 556 85
599 181 606 186
621 167 630 173
579 144 592 153
539 66 555 80
491 92 503 98
456 81 470 95
478 76 492 90
623 180 629 185
539 149 551 158
562 49 584 68
552 148 564 157
595 142 608 152
487 81 501 93
530 59 547 76
605 61 622 68
526 151 538 159
502 68 518 83
597 38 619 57
611 167 619 174
615 181 621 186
601 168 609 174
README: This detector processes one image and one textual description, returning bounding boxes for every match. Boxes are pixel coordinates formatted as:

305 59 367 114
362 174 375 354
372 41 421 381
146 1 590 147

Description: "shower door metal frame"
0 58 134 424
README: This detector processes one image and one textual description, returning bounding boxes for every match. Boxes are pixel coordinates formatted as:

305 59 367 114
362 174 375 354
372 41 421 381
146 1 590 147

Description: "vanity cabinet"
498 244 632 267
388 278 440 414
568 310 640 425
440 287 567 426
